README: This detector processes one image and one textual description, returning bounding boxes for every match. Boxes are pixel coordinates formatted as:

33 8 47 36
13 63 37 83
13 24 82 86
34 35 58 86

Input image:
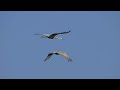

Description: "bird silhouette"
44 50 72 62
34 30 71 40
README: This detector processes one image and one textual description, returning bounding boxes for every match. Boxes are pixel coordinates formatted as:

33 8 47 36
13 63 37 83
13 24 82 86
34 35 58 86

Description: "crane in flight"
34 30 71 40
44 50 72 62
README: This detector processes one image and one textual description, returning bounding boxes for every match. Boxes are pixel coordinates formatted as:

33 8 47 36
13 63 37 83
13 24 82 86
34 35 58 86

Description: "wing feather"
44 53 54 62
57 51 72 62
53 30 71 35
48 31 71 39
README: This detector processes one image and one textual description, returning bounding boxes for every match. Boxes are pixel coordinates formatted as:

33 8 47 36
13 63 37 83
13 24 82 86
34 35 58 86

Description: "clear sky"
0 11 120 79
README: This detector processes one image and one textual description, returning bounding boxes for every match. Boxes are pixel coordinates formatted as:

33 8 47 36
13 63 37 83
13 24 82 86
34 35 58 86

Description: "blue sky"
0 11 120 79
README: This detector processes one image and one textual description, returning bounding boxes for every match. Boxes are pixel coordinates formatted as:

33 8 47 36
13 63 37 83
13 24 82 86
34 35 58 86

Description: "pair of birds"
34 30 72 62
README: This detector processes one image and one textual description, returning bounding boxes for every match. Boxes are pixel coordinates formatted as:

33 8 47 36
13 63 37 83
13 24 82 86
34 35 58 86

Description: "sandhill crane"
34 30 71 40
44 50 72 62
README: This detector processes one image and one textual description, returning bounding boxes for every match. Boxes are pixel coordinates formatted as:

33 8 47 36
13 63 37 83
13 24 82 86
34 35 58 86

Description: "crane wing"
44 53 54 62
48 31 71 39
53 30 71 35
57 51 72 62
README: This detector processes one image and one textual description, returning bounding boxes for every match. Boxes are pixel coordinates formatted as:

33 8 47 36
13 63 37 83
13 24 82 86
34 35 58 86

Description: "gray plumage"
44 51 72 62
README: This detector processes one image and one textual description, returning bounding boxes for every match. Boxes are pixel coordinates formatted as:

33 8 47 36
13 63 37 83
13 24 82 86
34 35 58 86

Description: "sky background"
0 11 120 79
